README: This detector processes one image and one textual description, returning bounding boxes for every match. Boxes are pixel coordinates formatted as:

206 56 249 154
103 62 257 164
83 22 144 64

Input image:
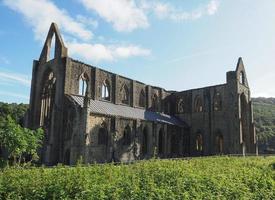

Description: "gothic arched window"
194 96 203 112
98 123 108 145
213 92 222 111
139 89 146 107
40 71 56 127
178 99 185 113
123 125 131 145
78 74 88 96
101 80 110 101
121 85 129 104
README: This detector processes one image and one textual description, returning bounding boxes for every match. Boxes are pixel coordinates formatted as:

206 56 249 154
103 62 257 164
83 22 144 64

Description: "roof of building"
67 95 187 127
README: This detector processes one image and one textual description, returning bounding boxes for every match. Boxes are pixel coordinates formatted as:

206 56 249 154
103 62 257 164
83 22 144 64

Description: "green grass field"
0 156 275 200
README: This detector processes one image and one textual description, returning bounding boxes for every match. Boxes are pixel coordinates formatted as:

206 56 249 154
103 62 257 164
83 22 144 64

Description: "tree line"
0 102 43 167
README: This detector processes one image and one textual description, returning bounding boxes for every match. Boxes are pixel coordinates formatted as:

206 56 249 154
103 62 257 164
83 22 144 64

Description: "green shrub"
0 157 274 199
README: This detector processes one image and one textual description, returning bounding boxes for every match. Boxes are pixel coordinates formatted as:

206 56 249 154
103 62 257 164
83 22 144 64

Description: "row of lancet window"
177 93 222 113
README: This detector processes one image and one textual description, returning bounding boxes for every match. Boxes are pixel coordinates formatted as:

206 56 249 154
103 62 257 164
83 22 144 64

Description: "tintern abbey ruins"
26 23 257 165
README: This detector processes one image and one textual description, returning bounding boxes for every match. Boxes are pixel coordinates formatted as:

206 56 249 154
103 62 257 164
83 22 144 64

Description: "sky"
0 0 275 103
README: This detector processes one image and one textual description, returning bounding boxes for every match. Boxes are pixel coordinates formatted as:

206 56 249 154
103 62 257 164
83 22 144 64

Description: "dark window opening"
64 149 70 165
142 127 148 155
98 123 108 145
152 94 159 112
171 133 179 156
158 129 164 155
139 89 146 107
123 125 131 145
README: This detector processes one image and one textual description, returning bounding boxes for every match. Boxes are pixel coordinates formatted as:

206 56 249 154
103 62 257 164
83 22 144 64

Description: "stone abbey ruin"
25 23 257 165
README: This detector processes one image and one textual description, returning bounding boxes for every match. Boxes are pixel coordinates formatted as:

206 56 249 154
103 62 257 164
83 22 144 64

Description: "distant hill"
252 97 275 153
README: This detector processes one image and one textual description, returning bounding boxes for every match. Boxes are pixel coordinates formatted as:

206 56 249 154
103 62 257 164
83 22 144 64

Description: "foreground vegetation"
0 156 275 199
0 102 43 166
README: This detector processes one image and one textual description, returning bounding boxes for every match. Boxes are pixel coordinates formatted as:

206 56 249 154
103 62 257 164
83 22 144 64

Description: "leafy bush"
0 157 274 199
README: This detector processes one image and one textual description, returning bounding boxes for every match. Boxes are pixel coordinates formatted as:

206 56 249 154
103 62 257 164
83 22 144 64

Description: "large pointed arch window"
121 85 129 105
101 80 110 101
40 71 56 127
78 74 88 96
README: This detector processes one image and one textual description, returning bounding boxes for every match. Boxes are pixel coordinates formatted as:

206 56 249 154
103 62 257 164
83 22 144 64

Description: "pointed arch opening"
123 125 131 146
139 89 146 107
78 73 88 96
121 85 129 105
194 96 203 112
98 123 108 145
142 127 148 156
48 33 56 61
152 94 159 112
195 133 203 153
40 71 56 127
239 71 245 85
101 80 110 101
